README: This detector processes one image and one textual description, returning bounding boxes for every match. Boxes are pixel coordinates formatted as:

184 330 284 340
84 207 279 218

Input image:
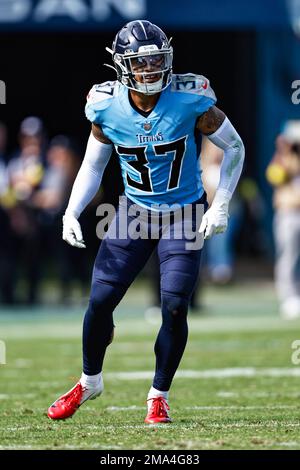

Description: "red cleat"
144 396 172 424
48 381 102 420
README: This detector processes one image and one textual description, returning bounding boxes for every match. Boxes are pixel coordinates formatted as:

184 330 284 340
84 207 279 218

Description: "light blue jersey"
85 74 216 209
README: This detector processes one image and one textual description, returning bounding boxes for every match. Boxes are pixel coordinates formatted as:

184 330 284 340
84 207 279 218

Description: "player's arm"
62 124 113 248
91 123 112 144
197 106 245 239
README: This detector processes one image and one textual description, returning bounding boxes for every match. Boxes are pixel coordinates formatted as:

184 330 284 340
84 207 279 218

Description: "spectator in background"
32 135 76 219
266 120 300 319
32 135 87 303
6 116 45 304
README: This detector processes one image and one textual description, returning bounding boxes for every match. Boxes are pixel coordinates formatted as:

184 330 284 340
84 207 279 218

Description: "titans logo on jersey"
85 74 217 209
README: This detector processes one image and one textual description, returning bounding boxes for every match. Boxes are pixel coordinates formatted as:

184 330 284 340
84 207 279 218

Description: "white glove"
62 213 86 249
199 192 230 240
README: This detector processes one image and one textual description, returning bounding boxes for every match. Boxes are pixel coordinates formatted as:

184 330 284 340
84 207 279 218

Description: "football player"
48 20 244 424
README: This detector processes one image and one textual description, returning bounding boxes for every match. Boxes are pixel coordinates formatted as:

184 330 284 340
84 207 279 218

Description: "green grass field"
1 281 300 450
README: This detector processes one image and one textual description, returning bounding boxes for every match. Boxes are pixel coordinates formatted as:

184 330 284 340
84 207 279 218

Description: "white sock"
147 386 169 402
80 372 103 389
79 372 103 405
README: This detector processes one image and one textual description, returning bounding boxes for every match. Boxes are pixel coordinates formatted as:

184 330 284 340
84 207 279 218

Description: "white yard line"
279 442 300 447
0 393 36 400
206 422 300 428
106 405 296 412
185 405 296 410
217 391 300 398
105 368 300 380
3 367 300 381
0 445 37 450
107 406 145 411
13 359 33 368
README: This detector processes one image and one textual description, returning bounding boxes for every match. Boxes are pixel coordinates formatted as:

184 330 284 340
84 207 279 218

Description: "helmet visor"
130 54 165 72
123 51 172 77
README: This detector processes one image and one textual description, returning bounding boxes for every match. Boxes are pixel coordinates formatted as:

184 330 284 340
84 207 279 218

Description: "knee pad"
161 293 189 318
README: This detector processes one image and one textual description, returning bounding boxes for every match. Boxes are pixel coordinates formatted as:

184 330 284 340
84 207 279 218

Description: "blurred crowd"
1 116 299 319
0 117 91 305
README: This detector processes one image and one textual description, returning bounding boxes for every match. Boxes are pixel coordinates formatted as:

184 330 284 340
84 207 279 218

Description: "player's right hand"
62 214 86 249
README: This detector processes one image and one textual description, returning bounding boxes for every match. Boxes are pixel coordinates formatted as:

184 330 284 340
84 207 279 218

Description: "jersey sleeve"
85 81 116 125
172 73 217 115
193 75 217 115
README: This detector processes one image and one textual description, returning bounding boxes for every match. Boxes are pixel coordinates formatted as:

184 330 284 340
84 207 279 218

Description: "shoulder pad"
171 74 216 100
85 81 118 123
86 81 118 106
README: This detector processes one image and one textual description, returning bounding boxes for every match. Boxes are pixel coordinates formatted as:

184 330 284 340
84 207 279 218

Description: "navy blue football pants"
83 194 207 391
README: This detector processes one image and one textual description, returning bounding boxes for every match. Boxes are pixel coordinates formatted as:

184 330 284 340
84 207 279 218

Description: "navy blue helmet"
106 20 173 95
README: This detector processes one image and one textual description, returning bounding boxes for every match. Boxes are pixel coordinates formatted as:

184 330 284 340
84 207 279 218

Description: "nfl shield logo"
143 121 152 131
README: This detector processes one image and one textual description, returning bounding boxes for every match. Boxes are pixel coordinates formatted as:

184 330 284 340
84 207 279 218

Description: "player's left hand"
199 199 229 240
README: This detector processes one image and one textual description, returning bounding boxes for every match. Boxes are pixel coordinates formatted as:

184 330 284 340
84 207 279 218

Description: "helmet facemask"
106 43 173 95
116 45 173 95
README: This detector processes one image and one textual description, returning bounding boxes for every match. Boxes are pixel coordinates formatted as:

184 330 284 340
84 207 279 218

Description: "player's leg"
82 235 155 376
145 249 202 424
82 197 158 377
145 196 206 423
48 198 156 419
